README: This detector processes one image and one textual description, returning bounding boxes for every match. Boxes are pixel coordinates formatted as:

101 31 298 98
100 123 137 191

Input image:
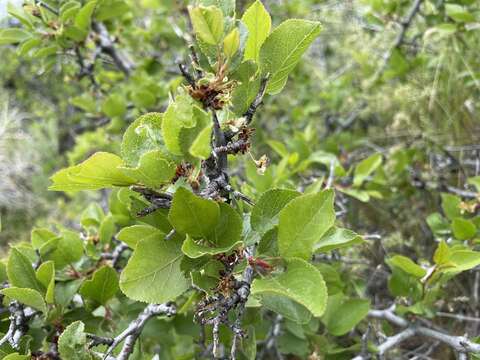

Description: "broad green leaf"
252 258 327 317
426 212 450 236
58 321 93 360
251 189 300 236
182 203 242 258
74 1 97 32
188 5 224 45
41 230 84 270
81 203 104 228
388 255 426 278
36 261 55 304
231 61 261 115
445 4 475 22
223 28 240 58
337 188 370 202
49 152 136 191
441 193 462 220
353 153 382 187
7 3 34 29
95 0 130 21
0 29 31 45
118 150 176 188
278 190 335 260
259 294 312 324
242 0 271 62
322 294 370 336
444 250 480 273
80 266 119 305
452 217 476 240
3 354 30 360
117 224 164 249
259 19 321 94
7 248 42 292
60 1 82 22
121 112 165 167
199 0 235 16
314 227 364 253
162 95 196 155
433 240 451 266
99 214 115 244
31 228 57 249
0 287 47 314
102 94 126 118
120 236 188 303
168 187 220 238
189 124 213 160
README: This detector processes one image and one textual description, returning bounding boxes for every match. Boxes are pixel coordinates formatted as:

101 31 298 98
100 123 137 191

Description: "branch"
354 305 480 359
102 303 176 360
92 22 134 76
243 77 268 125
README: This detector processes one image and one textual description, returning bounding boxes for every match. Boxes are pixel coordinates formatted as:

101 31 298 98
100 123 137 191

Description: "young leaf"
49 152 136 191
0 287 47 314
168 187 220 238
314 227 364 253
74 1 97 32
388 255 426 278
102 93 126 118
251 258 328 317
242 0 271 62
441 193 462 220
0 29 31 45
121 113 165 167
7 248 42 292
120 236 188 303
41 230 84 270
278 190 335 260
31 228 57 249
182 203 242 258
231 61 261 115
353 153 382 187
36 261 55 304
250 189 300 236
188 5 224 45
118 150 176 188
259 19 321 94
58 321 93 360
80 265 119 305
223 28 240 58
189 124 213 160
321 294 370 336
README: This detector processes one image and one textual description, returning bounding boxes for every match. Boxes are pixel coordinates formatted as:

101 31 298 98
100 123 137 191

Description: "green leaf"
223 28 240 58
452 217 477 240
278 190 335 260
259 19 321 94
99 214 115 244
445 4 475 22
118 150 176 188
31 228 57 249
49 152 136 191
388 255 426 278
188 5 224 45
322 294 370 336
444 250 480 273
102 93 126 118
58 321 93 360
120 236 188 303
121 113 165 167
353 153 382 187
314 227 364 253
74 1 97 32
181 203 242 258
7 3 34 29
242 0 271 62
7 248 42 292
0 29 31 45
251 189 300 236
3 354 30 360
117 224 163 249
36 261 55 304
433 240 451 266
441 193 462 220
41 230 84 270
231 61 261 115
251 258 327 317
259 294 312 324
80 266 119 305
0 287 47 314
168 187 220 238
189 124 213 160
